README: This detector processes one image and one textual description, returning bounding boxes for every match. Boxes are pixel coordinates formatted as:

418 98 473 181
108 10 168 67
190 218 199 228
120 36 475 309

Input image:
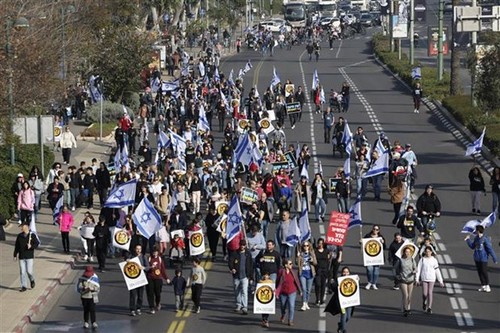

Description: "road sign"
454 5 500 32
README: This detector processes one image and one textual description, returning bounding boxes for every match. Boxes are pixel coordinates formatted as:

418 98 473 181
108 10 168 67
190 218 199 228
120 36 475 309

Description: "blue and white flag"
89 75 103 103
181 65 189 77
399 182 412 217
285 216 301 246
363 149 389 178
243 60 253 74
151 77 161 93
270 66 281 89
198 61 206 77
342 120 353 156
279 24 287 34
162 79 180 92
252 141 264 166
114 144 130 171
233 133 253 167
312 69 319 91
238 68 244 79
343 156 351 178
348 199 363 229
465 127 486 156
320 87 326 104
376 137 386 154
158 130 171 148
411 67 421 80
132 197 162 239
53 195 64 225
168 129 187 153
76 273 100 293
104 179 137 208
220 90 232 114
197 104 211 132
318 160 323 175
461 219 481 233
300 164 309 180
226 195 243 243
298 209 311 242
228 69 235 87
214 67 220 83
480 211 497 228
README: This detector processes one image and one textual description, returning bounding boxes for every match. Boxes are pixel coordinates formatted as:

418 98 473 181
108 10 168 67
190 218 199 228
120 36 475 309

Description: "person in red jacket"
276 260 302 326
147 246 170 313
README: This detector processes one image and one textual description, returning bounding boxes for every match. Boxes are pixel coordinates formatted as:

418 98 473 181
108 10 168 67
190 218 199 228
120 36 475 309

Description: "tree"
474 44 500 114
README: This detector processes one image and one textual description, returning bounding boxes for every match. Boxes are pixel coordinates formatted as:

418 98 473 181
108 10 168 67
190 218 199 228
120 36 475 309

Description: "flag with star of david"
226 195 243 243
104 179 137 208
232 133 253 168
132 197 162 239
348 199 362 229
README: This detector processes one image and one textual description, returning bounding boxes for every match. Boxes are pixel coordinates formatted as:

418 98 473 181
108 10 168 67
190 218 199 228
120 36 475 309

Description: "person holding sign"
128 244 150 316
416 246 444 314
258 272 275 328
76 266 100 329
146 246 170 314
325 266 358 333
362 225 386 290
395 247 417 316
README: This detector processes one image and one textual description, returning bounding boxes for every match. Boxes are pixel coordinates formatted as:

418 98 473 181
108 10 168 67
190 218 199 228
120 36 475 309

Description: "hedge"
0 144 54 219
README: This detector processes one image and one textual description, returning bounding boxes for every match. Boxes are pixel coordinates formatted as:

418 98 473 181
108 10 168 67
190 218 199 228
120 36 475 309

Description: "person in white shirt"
416 246 444 314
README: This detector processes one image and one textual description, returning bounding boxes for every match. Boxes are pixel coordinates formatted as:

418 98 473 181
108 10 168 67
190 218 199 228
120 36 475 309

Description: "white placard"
119 256 149 291
259 110 276 121
188 230 206 256
170 229 185 239
258 118 275 135
253 282 276 314
396 239 418 259
337 275 360 308
113 227 131 251
362 237 385 266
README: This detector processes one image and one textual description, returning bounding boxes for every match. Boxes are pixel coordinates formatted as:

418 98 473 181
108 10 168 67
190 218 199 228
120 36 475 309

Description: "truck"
318 0 337 17
283 0 308 28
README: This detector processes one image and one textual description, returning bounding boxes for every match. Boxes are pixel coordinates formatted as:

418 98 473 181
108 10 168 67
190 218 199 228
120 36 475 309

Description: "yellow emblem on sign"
339 278 357 297
54 126 62 137
217 203 228 216
364 239 381 257
260 119 270 129
256 285 274 304
124 262 141 279
402 244 415 257
115 230 130 246
191 233 203 248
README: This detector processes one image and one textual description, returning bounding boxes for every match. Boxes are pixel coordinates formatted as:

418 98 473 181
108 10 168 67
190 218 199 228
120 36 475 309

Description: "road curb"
372 54 499 170
12 258 76 333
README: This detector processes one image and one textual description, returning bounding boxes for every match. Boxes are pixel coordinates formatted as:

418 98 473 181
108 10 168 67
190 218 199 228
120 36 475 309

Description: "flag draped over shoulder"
465 127 486 156
348 199 362 229
226 195 243 243
362 149 389 178
298 209 311 242
132 198 162 239
104 179 137 208
285 216 301 246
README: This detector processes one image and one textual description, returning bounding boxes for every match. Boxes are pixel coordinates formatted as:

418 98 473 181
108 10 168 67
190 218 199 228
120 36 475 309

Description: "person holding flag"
464 225 497 293
76 266 100 329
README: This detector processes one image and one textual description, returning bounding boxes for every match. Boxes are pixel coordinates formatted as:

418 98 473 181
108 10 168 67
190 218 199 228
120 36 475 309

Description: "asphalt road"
33 27 499 333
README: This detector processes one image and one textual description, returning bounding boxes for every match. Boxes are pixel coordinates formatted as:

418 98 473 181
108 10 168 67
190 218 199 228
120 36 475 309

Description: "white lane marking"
450 297 458 310
318 319 326 333
455 313 465 327
335 39 343 58
449 268 458 279
319 224 325 236
437 254 444 264
433 233 441 240
442 268 449 279
439 243 447 251
446 283 455 294
444 254 453 264
298 49 318 173
458 297 468 310
463 313 474 326
453 283 463 294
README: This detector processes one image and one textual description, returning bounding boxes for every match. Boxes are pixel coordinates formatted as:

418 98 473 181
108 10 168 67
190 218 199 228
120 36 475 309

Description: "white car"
320 17 341 29
259 20 291 33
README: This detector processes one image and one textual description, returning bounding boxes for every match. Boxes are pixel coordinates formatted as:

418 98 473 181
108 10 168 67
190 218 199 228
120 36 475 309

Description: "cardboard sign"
113 227 131 251
285 102 301 114
238 119 250 133
284 151 298 169
396 239 418 259
119 256 149 291
253 282 276 314
272 161 289 172
170 229 185 240
259 110 276 121
216 201 229 216
189 230 206 256
329 178 341 193
362 237 385 266
240 187 259 205
325 212 350 246
258 118 275 135
337 275 360 308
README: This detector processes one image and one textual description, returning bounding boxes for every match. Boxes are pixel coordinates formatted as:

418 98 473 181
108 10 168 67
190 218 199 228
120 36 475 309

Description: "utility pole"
437 0 444 80
470 0 477 106
409 0 415 64
390 0 395 52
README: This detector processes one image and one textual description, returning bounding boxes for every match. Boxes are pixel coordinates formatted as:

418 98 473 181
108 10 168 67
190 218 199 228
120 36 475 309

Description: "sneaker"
19 287 27 292
156 305 161 311
92 322 98 329
301 303 307 311
477 210 481 215
372 284 378 290
234 307 241 313
365 283 372 290
30 280 35 289
393 285 400 290
130 311 136 316
83 322 90 328
176 309 180 312
484 285 491 292
83 255 88 261
288 321 294 326
241 308 248 315
89 256 94 262
264 320 269 328
316 301 321 306
150 309 155 314
416 110 419 113
72 206 76 211
426 308 432 314
291 125 296 129
136 309 142 315
196 307 200 313
305 303 310 310
280 316 286 324
478 285 486 292
403 310 408 317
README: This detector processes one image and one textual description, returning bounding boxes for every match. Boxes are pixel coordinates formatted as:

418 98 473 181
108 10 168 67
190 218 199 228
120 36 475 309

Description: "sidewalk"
0 121 114 333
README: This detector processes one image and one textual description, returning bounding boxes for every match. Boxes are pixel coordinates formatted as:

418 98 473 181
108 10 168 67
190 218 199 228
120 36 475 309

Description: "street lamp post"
437 0 444 81
5 16 30 165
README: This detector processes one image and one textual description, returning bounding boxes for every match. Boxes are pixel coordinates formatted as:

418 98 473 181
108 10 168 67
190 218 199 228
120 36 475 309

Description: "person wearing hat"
77 265 100 329
416 185 442 228
228 239 253 315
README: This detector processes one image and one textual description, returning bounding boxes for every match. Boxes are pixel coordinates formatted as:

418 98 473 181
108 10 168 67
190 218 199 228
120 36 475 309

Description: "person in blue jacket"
465 225 497 293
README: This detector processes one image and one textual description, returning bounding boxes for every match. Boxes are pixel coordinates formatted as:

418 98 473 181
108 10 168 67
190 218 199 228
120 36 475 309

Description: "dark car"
359 13 374 26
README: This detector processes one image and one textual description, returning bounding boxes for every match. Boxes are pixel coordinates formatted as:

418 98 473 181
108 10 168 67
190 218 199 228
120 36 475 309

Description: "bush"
80 122 117 138
86 101 133 125
0 144 54 219
123 92 140 112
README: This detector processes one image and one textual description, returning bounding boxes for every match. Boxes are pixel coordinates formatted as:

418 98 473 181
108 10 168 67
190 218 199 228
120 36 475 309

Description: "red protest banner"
325 211 350 246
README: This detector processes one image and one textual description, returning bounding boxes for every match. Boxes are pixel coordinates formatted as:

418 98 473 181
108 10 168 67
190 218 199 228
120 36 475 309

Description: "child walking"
187 257 206 314
171 269 187 312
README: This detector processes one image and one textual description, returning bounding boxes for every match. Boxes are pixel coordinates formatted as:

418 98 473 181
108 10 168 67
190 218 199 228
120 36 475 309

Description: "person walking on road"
228 239 254 315
412 82 422 113
395 246 417 316
490 166 500 215
363 225 386 290
95 162 111 207
93 216 109 272
187 257 206 313
77 265 100 329
129 244 150 316
57 204 75 253
416 246 444 314
14 224 39 292
172 269 187 312
465 225 498 293
147 246 170 314
325 266 358 333
276 259 302 326
297 241 317 311
256 240 281 283
468 166 486 215
313 238 330 305
396 206 424 243
60 125 77 164
259 272 275 328
388 232 405 290
17 181 35 225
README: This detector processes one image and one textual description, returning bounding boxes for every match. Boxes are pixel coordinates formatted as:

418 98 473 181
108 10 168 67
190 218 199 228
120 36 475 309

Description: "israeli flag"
226 195 243 243
158 130 171 148
162 79 180 92
342 120 353 156
376 136 386 154
197 104 211 132
198 61 206 77
343 156 351 179
480 211 497 228
220 90 232 114
411 67 421 80
151 77 161 93
298 209 311 242
243 60 253 74
270 66 281 89
89 75 103 103
122 104 129 115
228 69 235 87
465 127 485 156
320 87 325 104
252 141 264 166
114 144 130 171
285 216 301 246
168 129 187 153
214 67 220 83
362 149 389 178
181 65 189 77
238 68 244 79
132 197 162 239
279 24 287 34
53 195 64 225
104 179 137 208
461 219 481 233
178 154 187 172
233 133 253 167
312 69 319 91
348 199 363 229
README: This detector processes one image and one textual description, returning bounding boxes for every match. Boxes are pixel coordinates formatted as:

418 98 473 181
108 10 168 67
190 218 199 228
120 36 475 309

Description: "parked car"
359 13 374 26
320 17 341 29
371 11 382 26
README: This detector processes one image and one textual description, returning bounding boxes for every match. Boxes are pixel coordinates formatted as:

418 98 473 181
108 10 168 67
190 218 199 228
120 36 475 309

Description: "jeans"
70 188 79 208
339 306 353 332
129 286 144 311
280 244 293 260
366 265 380 285
261 219 270 240
372 174 383 199
315 198 326 221
34 194 41 213
233 277 249 310
300 276 314 303
337 197 349 213
280 292 297 321
175 294 185 310
19 258 34 288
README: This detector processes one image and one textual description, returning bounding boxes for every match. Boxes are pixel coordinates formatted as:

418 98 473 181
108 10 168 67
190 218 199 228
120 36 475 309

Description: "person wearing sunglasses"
297 241 317 311
276 260 302 326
